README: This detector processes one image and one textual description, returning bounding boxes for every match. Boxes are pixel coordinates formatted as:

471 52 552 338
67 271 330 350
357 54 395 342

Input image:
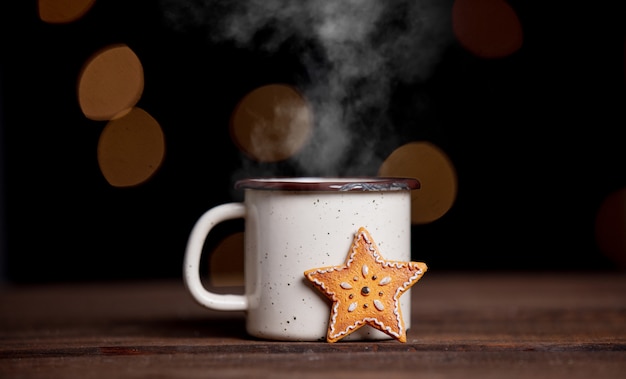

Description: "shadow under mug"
183 177 420 341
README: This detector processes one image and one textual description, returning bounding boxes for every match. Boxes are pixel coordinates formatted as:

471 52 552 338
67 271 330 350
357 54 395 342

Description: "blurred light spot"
209 232 244 287
97 107 165 187
38 0 95 24
378 141 457 224
452 0 523 59
78 44 144 121
230 84 313 162
594 187 626 269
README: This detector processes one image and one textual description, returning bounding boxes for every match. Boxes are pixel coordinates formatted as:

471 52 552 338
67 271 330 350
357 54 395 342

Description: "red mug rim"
234 177 420 192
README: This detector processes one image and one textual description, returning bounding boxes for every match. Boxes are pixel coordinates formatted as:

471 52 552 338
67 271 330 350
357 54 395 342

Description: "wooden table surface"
1 271 625 378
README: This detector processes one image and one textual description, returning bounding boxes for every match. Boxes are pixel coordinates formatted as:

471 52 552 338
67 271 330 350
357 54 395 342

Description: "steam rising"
161 0 452 176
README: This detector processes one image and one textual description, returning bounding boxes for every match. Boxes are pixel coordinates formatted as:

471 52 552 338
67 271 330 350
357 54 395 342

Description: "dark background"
1 1 624 283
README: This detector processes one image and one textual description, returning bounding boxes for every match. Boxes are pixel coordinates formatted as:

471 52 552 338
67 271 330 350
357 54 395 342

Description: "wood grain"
1 272 625 378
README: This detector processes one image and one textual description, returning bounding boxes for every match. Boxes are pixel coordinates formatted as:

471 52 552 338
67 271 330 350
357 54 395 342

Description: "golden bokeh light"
594 187 626 269
379 141 457 225
78 44 144 121
97 107 165 187
37 0 96 24
452 0 523 59
230 84 313 162
209 232 244 287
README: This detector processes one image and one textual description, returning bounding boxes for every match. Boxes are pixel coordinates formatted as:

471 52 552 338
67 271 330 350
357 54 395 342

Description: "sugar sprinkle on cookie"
304 226 427 343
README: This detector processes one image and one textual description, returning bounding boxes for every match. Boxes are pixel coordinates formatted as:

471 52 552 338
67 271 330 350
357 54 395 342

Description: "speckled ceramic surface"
184 177 419 341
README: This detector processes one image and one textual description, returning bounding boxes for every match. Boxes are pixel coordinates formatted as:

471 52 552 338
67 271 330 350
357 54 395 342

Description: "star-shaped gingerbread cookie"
304 227 427 343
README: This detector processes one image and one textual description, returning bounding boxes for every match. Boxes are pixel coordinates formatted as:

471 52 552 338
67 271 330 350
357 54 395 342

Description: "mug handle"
183 202 248 311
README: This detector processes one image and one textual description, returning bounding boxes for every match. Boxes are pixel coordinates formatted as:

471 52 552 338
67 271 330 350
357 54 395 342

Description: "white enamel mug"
183 177 420 341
